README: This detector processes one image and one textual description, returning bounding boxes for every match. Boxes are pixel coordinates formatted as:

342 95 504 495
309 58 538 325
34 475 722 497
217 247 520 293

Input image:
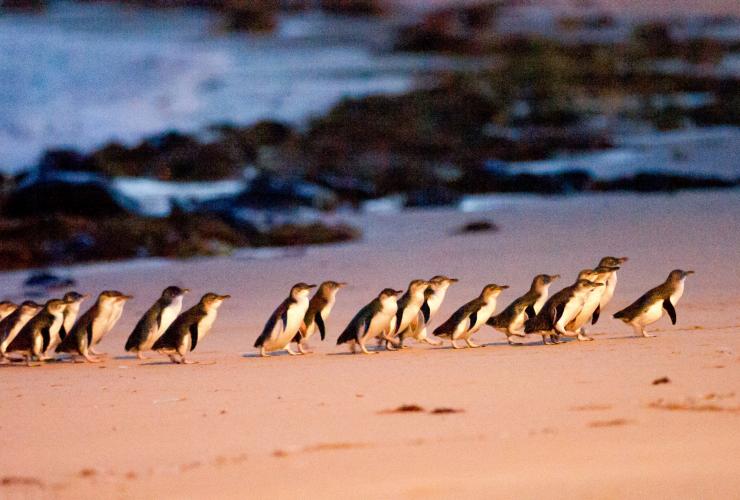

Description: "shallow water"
0 3 469 172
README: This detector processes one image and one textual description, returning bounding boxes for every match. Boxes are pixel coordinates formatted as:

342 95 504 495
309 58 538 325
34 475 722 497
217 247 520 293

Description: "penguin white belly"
427 293 444 319
637 301 664 326
160 297 183 335
32 333 44 355
92 310 114 344
601 274 617 307
196 310 219 342
670 281 685 305
62 304 81 335
509 311 527 333
305 302 334 341
464 302 496 337
46 314 65 352
362 312 393 342
533 295 547 314
572 290 604 330
266 302 308 350
557 299 585 329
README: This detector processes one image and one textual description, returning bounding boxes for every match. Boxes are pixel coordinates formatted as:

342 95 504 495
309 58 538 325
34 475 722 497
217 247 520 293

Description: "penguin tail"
336 327 354 345
124 336 137 352
612 310 625 320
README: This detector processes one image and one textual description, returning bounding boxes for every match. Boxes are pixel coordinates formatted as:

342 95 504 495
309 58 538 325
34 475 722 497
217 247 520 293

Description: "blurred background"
0 0 738 271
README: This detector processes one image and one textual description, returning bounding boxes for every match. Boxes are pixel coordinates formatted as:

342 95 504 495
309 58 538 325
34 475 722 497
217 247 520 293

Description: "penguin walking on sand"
153 293 230 364
0 301 43 360
433 283 509 349
56 291 130 363
336 288 403 354
125 286 190 359
58 292 89 344
565 266 618 339
403 275 458 346
525 275 603 344
255 283 316 357
91 291 132 355
0 301 17 321
595 256 628 322
613 269 693 337
386 279 430 349
292 281 346 354
487 274 560 344
6 299 68 365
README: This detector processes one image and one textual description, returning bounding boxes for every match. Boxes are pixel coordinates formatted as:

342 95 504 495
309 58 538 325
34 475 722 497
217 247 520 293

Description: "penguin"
0 300 43 360
403 275 458 346
0 301 17 321
336 288 403 354
125 286 190 359
152 293 230 364
58 292 89 344
487 274 560 344
595 256 628 322
524 277 603 344
386 279 430 349
91 291 132 355
55 290 130 363
6 299 68 365
292 281 346 354
255 283 316 357
433 283 509 349
613 269 693 337
565 266 619 339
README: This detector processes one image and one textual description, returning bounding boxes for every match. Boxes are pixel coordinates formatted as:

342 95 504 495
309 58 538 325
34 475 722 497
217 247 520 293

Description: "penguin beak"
220 294 231 300
306 284 317 290
182 288 191 294
499 285 509 290
394 290 403 295
684 270 695 277
121 295 134 301
449 278 459 283
337 282 348 288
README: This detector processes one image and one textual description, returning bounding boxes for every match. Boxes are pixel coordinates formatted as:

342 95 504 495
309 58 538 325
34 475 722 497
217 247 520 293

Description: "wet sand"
0 191 738 498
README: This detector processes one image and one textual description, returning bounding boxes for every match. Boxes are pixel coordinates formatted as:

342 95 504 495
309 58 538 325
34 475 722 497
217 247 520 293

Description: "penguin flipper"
40 326 51 353
189 323 199 351
86 323 94 349
59 325 68 341
420 301 431 323
468 311 478 331
554 303 566 324
314 312 326 341
525 305 536 320
591 305 601 324
663 299 677 325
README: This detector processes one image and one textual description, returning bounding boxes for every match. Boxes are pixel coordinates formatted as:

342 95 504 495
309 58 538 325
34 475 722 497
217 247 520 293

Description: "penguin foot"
83 354 101 363
181 359 196 364
450 340 463 349
136 351 147 360
465 339 483 348
577 333 594 341
259 347 271 357
641 332 655 338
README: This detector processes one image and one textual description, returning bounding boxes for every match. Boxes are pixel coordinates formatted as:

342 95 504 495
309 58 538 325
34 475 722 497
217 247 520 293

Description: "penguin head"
577 269 598 282
481 284 509 300
161 286 190 301
428 276 458 291
379 288 403 304
0 301 16 314
599 256 628 267
45 299 68 315
19 300 43 315
408 279 430 295
200 293 230 310
318 281 346 299
112 291 134 304
62 291 89 305
594 266 619 281
290 283 316 299
668 269 694 282
575 279 602 292
532 274 559 291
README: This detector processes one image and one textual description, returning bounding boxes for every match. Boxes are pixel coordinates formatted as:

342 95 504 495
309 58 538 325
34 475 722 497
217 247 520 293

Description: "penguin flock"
0 257 694 365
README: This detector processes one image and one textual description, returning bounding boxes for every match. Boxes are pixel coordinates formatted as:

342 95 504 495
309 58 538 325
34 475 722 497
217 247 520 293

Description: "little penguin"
524 277 603 344
292 281 346 354
336 288 403 354
565 266 618 339
613 269 693 337
487 274 560 344
255 283 316 357
6 298 68 365
433 283 509 349
153 293 230 364
403 275 459 345
56 290 130 363
595 256 628 322
59 292 89 343
386 279 430 349
91 291 132 355
0 301 17 321
125 286 190 359
0 301 43 360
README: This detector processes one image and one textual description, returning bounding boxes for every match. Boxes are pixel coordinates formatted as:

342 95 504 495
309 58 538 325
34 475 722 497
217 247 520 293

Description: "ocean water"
0 3 469 172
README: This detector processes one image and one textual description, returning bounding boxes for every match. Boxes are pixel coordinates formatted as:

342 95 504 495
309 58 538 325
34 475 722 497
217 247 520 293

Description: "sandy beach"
0 191 738 499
